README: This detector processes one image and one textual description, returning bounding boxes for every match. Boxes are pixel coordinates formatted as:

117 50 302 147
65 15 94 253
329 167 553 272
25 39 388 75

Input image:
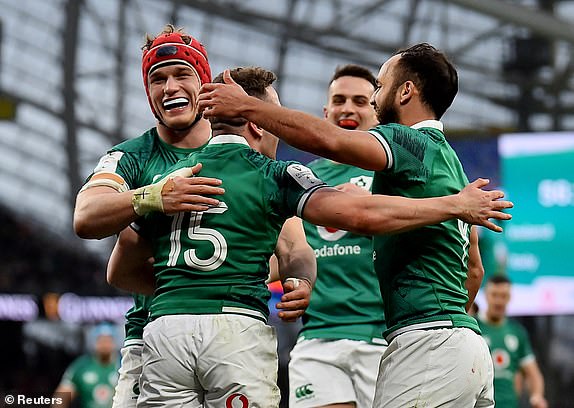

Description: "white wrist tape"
132 167 195 216
284 278 300 288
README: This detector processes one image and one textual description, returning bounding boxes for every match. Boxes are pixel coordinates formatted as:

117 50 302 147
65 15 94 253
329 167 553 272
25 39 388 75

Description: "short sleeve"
271 162 327 219
369 124 433 183
86 149 140 190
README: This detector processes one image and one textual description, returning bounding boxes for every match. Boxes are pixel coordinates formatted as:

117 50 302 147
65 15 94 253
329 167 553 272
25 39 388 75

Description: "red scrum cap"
142 32 211 117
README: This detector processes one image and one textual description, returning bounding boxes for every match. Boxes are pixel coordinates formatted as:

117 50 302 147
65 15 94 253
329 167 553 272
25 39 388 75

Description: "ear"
399 81 416 105
323 106 328 119
248 121 264 139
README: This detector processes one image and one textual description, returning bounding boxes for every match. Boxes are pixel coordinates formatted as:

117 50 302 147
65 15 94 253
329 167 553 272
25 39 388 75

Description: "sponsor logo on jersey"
287 164 324 189
316 225 348 241
225 393 248 408
314 244 361 258
294 383 315 401
491 348 510 369
94 151 124 174
93 384 113 404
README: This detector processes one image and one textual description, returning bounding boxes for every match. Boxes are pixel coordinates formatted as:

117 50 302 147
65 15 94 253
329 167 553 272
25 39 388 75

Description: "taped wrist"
131 167 195 216
132 182 165 216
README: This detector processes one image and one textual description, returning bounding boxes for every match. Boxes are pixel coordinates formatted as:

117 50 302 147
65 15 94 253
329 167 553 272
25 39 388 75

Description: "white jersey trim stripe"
371 337 388 346
208 134 250 146
221 306 267 321
368 130 393 170
296 184 329 217
386 320 453 342
123 339 144 347
519 354 536 367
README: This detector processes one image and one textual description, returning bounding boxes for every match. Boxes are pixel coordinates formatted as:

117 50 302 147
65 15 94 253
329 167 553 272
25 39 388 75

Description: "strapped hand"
132 167 196 216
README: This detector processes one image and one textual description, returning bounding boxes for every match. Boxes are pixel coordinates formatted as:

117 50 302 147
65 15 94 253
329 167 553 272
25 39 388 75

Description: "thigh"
137 316 204 408
347 341 386 408
199 314 281 408
374 328 493 408
112 344 142 408
288 339 357 408
475 335 495 408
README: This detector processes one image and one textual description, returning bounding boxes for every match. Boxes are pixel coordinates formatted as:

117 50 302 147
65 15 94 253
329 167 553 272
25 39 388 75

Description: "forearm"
366 194 461 234
466 227 484 311
526 368 546 404
240 97 382 169
107 259 155 295
106 230 155 295
277 247 317 287
74 188 138 239
242 96 337 156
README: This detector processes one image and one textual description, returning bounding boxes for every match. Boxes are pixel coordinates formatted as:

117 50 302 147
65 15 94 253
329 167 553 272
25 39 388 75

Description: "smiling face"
324 75 378 130
148 64 202 130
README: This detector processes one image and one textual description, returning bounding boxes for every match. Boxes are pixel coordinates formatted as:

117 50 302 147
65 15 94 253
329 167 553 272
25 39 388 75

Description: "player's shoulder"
68 354 93 371
109 128 158 155
505 317 528 333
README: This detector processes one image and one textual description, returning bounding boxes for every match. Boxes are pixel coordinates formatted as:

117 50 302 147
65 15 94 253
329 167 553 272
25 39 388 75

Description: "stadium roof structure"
1 0 574 257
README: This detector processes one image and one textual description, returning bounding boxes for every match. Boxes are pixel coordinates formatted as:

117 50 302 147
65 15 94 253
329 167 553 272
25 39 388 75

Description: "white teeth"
163 97 189 109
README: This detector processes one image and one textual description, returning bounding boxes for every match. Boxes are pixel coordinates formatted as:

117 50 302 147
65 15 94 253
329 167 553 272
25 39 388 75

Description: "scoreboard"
496 132 574 315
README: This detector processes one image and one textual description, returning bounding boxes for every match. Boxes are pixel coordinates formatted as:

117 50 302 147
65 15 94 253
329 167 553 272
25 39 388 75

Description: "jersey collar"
410 120 444 132
208 134 250 147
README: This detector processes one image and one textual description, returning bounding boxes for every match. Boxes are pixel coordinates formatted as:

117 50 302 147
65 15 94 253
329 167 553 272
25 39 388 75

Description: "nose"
163 75 178 94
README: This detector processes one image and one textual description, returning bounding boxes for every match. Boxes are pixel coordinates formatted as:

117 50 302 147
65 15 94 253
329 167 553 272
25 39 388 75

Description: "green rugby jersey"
368 121 477 340
301 158 386 344
60 355 119 408
86 127 206 343
140 134 326 321
478 317 535 408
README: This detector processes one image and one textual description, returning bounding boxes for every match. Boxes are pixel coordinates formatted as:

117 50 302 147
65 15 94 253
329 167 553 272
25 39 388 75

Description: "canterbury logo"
295 384 314 399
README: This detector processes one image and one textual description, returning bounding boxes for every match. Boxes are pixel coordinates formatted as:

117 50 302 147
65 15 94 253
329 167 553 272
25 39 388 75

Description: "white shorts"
112 342 143 408
289 338 386 407
373 327 494 408
137 314 280 408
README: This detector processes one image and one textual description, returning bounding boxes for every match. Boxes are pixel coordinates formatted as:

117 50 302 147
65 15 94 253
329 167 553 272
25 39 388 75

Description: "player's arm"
74 164 224 239
52 383 76 408
272 217 316 322
199 70 388 170
521 360 548 408
465 226 484 311
106 227 155 295
302 178 513 235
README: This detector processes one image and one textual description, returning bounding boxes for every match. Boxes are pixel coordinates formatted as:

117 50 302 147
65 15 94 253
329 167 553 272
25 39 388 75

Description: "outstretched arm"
199 70 388 171
302 178 513 235
74 163 224 239
106 227 155 295
272 217 316 323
